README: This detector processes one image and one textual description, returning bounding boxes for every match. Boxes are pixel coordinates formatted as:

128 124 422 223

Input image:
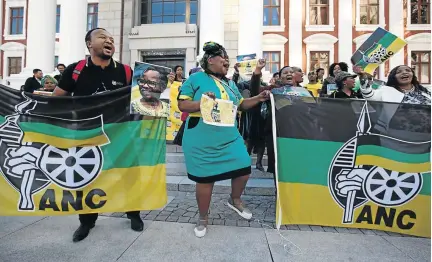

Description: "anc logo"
328 102 429 224
359 42 394 64
0 96 106 211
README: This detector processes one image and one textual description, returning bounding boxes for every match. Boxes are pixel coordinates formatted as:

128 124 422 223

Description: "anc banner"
167 80 183 141
351 27 407 75
272 94 431 237
0 85 167 215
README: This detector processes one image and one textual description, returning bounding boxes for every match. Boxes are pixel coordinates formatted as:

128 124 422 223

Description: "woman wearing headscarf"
39 75 58 92
178 42 270 238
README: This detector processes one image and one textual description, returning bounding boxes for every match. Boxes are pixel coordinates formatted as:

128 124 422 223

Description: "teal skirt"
182 117 251 183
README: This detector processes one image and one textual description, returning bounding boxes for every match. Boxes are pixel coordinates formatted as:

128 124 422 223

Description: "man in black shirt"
23 69 43 93
53 63 66 82
54 28 143 242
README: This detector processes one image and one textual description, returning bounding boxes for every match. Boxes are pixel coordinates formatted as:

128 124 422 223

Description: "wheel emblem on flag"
39 146 103 189
363 167 422 207
0 96 106 212
328 102 427 224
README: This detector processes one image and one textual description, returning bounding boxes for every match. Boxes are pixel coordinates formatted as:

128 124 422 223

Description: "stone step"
166 176 275 196
166 152 269 166
165 162 274 179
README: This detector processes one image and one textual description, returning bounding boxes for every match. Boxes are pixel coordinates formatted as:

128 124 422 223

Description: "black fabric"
173 121 185 146
330 90 363 99
79 211 140 225
0 85 137 124
54 74 61 82
265 133 275 174
23 77 41 93
188 166 251 183
273 95 431 144
58 58 133 96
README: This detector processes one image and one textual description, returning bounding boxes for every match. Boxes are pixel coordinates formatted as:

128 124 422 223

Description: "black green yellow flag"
272 94 431 237
0 85 167 215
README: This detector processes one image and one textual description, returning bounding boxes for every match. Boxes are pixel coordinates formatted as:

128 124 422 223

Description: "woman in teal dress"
178 42 270 238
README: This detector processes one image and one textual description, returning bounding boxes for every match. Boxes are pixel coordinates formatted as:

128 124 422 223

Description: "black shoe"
127 214 144 232
72 223 95 242
256 163 265 172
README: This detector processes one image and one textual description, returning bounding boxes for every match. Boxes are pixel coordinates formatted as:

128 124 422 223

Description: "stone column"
238 0 263 57
288 0 302 67
7 0 56 88
58 0 88 66
26 0 57 73
199 0 224 54
389 0 404 70
338 0 353 66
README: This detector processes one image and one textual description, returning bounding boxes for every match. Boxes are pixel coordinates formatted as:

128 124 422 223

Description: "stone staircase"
166 144 276 195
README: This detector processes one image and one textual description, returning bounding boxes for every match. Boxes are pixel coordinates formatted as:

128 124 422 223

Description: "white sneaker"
194 219 207 238
227 197 253 220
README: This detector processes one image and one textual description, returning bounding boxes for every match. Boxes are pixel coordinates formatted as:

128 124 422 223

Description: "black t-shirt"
331 90 363 99
58 58 133 96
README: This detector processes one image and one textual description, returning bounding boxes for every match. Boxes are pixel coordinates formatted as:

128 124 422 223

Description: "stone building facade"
0 0 430 88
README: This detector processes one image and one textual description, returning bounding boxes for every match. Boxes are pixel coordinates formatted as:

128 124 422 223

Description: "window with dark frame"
56 5 61 33
263 0 281 26
411 51 431 84
263 51 281 74
54 56 59 68
411 0 430 24
309 0 329 25
309 51 329 77
140 0 198 24
8 57 22 76
87 3 99 31
359 0 379 24
9 7 24 35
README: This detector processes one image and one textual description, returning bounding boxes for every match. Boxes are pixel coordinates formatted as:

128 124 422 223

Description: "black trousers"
79 211 140 226
265 134 275 174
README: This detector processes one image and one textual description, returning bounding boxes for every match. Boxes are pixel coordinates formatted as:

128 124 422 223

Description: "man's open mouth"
103 45 113 53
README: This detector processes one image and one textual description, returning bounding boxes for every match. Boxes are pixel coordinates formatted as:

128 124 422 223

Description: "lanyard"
209 75 241 103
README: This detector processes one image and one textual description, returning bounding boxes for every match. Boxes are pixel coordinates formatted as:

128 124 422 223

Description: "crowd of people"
18 27 431 241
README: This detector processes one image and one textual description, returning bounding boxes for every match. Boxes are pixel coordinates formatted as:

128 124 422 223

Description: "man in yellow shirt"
305 71 322 97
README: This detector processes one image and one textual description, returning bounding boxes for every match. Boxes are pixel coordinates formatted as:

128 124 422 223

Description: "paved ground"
100 192 415 237
0 216 429 262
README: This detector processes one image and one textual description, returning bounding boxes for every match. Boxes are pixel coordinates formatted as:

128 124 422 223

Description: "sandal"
194 218 208 238
227 196 253 220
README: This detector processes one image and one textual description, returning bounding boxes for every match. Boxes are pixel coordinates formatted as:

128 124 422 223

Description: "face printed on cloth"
138 69 164 101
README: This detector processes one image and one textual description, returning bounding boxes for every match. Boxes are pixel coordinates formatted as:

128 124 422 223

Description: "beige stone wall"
97 0 123 62
224 0 240 67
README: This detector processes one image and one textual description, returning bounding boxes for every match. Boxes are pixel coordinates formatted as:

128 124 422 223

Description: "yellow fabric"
211 77 230 100
355 155 431 173
0 165 167 215
22 132 109 148
305 83 323 97
276 182 430 238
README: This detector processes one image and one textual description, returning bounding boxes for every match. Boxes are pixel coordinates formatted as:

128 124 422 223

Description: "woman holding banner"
356 65 430 105
178 42 270 238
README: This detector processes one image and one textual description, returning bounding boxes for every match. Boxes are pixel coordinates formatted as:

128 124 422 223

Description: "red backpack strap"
72 60 87 82
123 64 132 85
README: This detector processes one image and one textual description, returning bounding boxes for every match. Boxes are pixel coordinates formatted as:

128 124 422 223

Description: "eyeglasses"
138 79 161 89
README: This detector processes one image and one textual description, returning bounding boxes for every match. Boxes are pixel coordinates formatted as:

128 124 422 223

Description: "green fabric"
276 137 431 196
